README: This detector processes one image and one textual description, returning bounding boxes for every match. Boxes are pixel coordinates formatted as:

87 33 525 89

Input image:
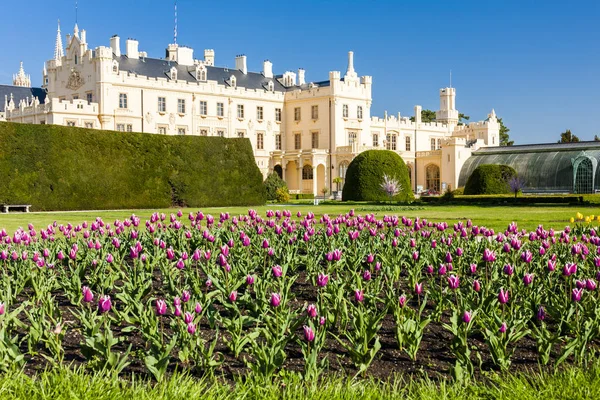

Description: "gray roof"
474 141 600 154
115 55 331 91
0 85 47 107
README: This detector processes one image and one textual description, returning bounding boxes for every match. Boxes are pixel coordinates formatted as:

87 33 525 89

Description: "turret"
436 87 459 125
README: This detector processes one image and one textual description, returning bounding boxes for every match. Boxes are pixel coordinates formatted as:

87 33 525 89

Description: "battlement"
7 98 98 118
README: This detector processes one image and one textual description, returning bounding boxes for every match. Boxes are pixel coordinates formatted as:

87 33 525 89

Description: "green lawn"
0 203 594 233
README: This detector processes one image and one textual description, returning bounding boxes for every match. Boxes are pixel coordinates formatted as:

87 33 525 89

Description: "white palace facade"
0 23 500 196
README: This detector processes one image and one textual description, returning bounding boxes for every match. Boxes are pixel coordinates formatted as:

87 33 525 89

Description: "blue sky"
1 0 598 144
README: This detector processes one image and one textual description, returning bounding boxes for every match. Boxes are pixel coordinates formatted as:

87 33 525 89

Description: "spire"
12 62 31 87
345 51 357 80
173 0 178 44
54 20 64 64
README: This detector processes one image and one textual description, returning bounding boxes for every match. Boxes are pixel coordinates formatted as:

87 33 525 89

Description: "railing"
416 150 442 158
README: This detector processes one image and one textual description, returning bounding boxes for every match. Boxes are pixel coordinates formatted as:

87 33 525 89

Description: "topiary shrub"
264 172 287 201
342 150 414 202
275 187 290 203
464 164 517 195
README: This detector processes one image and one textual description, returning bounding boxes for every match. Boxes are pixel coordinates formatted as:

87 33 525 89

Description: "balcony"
416 150 442 158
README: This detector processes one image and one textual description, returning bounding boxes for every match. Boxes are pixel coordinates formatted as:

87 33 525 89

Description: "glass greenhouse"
458 142 600 194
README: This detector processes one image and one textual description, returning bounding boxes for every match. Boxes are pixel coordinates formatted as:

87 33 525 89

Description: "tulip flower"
503 264 514 276
414 283 423 295
176 258 185 270
0 302 4 315
363 270 372 281
523 273 534 286
469 264 477 275
398 294 407 308
537 305 546 321
317 273 329 287
307 304 318 318
499 322 507 334
483 249 496 262
563 263 577 276
155 299 167 315
572 288 583 302
246 275 255 285
229 291 237 302
195 302 203 313
82 286 94 303
98 295 112 313
182 290 191 303
184 312 194 324
354 289 364 303
106 253 114 263
447 275 460 290
187 322 197 334
270 293 281 307
319 316 326 326
303 325 315 342
438 264 447 276
462 310 472 324
173 296 181 306
586 279 597 291
498 288 509 304
174 305 182 317
445 252 453 263
272 265 283 278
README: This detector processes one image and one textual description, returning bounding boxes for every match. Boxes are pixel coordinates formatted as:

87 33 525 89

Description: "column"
297 165 302 193
312 166 318 197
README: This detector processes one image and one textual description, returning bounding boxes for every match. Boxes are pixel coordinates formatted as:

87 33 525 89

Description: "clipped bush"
464 164 517 195
275 187 290 203
264 172 287 201
0 122 266 210
342 150 414 202
453 187 465 195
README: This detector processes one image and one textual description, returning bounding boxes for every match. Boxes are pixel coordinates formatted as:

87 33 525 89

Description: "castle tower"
435 87 459 125
54 20 64 65
12 62 31 87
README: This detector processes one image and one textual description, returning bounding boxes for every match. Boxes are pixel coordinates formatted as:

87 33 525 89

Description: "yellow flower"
585 216 591 223
570 217 575 223
576 212 584 220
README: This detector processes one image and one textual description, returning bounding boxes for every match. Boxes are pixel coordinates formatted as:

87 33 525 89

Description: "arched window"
575 158 594 194
302 165 313 180
426 164 440 192
196 65 207 81
112 61 119 73
273 165 283 179
268 81 274 91
170 67 178 81
339 161 349 180
230 75 236 88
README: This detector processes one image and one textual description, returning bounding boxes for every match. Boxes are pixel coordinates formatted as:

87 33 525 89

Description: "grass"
0 203 597 233
0 364 599 399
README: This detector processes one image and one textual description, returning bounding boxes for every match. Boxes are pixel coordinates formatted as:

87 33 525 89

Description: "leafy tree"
498 117 513 146
594 135 600 142
264 172 287 201
458 113 470 125
558 129 580 143
409 109 437 123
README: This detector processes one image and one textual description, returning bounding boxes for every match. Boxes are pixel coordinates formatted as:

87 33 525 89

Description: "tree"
409 109 437 123
498 117 513 146
458 113 470 125
594 135 600 142
333 177 343 193
558 129 580 143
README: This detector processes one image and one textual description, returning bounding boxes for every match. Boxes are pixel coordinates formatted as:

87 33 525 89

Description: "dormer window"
267 81 274 92
112 60 119 74
196 65 207 81
230 75 236 88
170 67 178 81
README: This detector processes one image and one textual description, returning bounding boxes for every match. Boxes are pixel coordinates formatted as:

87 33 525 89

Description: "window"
257 132 264 149
312 131 319 149
230 75 236 88
294 133 301 149
342 104 348 118
267 81 274 91
199 129 208 136
217 102 224 117
177 99 186 114
372 133 379 147
237 104 244 119
349 131 357 145
431 138 436 150
217 129 225 137
127 124 133 132
40 120 46 125
386 134 397 150
170 67 177 80
275 134 281 150
492 135 495 145
405 136 411 151
86 93 93 103
73 95 79 100
257 106 263 120
199 101 207 116
426 164 441 192
437 138 442 150
158 126 167 135
196 66 207 81
311 105 318 120
112 62 118 73
119 93 128 109
74 54 78 65
158 97 166 113
294 107 301 121
116 124 125 132
275 108 282 122
177 127 186 135
302 165 314 180
66 120 76 127
237 131 245 138
357 106 363 119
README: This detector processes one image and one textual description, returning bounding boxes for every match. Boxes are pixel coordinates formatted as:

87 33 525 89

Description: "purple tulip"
572 288 583 302
425 265 434 274
445 252 453 263
354 289 364 303
0 302 4 315
498 288 509 304
173 296 181 306
447 275 460 290
182 290 191 303
272 265 283 278
184 312 194 324
195 302 203 313
586 279 597 291
483 249 496 263
303 325 315 342
98 295 112 313
412 251 419 261
363 270 372 281
469 264 477 275
398 295 407 308
229 291 237 302
523 273 534 286
520 250 533 263
456 247 463 257
414 282 423 295
499 322 507 334
246 275 255 285
319 316 326 326
176 259 185 270
270 293 281 307
473 280 481 292
462 310 472 324
317 273 329 287
503 264 514 276
106 253 114 263
537 305 546 321
563 263 577 276
548 260 556 272
155 299 167 315
307 304 318 318
82 286 94 303
438 264 447 276
187 322 197 334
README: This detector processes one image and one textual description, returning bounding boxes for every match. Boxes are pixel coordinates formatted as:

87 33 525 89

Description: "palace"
0 23 500 197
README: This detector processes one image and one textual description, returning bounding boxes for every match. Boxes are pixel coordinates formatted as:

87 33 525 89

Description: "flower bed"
0 209 598 382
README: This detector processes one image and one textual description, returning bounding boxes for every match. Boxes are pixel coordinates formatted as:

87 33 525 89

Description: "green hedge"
264 173 287 201
420 195 585 205
342 150 414 202
295 193 314 200
0 122 266 211
464 164 516 195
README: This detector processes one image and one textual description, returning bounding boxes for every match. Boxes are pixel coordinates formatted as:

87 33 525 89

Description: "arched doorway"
425 164 440 192
575 158 593 194
273 165 283 179
338 161 349 189
302 164 314 193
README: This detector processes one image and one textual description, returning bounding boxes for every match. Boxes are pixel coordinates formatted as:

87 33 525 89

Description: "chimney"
263 60 273 78
80 29 87 44
298 68 305 85
126 39 139 60
110 35 121 57
204 49 214 66
235 55 247 74
414 105 422 124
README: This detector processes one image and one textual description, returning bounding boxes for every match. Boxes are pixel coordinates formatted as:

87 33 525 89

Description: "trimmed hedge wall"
464 164 517 195
420 195 585 205
342 150 414 202
0 122 266 210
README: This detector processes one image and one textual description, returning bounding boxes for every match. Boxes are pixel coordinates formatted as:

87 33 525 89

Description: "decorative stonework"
66 69 85 90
